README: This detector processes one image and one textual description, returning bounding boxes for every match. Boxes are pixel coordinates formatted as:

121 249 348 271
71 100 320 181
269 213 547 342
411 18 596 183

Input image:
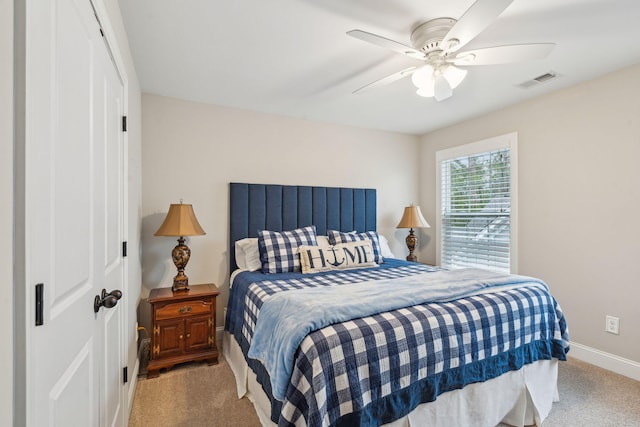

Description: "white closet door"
95 15 126 427
25 0 126 425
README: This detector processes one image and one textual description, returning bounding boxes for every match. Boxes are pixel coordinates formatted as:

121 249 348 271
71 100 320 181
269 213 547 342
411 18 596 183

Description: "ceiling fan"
348 0 554 101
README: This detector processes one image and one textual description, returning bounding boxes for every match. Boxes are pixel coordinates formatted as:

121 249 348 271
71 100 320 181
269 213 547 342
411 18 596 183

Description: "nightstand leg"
207 358 219 366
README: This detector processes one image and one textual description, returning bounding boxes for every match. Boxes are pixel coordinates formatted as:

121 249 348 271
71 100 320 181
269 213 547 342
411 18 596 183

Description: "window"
436 133 518 273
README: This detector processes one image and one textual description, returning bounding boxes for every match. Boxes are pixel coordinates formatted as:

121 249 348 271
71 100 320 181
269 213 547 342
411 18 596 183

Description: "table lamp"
155 201 206 291
396 205 430 262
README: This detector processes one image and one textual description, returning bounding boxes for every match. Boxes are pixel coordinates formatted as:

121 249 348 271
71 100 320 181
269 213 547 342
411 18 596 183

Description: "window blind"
440 149 511 273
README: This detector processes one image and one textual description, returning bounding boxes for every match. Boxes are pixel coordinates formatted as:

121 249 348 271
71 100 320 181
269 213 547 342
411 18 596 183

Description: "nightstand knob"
187 333 191 338
179 335 183 340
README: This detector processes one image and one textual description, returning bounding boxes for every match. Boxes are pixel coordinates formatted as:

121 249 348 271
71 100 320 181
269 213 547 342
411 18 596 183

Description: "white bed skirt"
223 332 559 427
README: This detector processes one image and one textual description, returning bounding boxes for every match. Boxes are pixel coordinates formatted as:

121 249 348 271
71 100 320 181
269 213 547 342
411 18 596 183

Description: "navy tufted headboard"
229 183 377 272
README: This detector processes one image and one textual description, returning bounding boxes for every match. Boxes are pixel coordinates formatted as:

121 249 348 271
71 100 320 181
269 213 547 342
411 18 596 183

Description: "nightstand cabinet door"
147 284 220 378
185 315 213 353
155 319 185 358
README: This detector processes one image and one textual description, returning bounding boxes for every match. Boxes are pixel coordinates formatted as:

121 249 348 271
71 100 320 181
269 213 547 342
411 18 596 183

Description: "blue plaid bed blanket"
225 259 570 427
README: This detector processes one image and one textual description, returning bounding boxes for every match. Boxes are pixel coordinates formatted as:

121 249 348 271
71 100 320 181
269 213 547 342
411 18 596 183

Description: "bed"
223 183 569 427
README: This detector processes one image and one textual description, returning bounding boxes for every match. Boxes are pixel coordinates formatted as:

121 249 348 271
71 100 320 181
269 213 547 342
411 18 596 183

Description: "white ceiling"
118 0 640 135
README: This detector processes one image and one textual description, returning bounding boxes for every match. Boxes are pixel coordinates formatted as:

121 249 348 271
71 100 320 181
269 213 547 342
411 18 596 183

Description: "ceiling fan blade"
347 30 425 60
434 75 453 101
353 66 417 94
442 0 515 54
452 43 555 66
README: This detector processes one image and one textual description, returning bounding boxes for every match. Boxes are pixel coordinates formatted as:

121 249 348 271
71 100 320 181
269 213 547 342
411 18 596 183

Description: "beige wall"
141 94 421 328
419 64 640 365
1 0 14 422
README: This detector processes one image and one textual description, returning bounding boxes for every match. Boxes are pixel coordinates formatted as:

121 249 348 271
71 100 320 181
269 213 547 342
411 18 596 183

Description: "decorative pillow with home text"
299 240 378 274
327 230 384 264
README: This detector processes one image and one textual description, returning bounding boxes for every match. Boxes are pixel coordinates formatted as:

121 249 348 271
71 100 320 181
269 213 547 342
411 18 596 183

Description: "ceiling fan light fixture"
411 65 435 88
412 63 466 99
443 65 467 89
416 86 435 98
434 75 453 101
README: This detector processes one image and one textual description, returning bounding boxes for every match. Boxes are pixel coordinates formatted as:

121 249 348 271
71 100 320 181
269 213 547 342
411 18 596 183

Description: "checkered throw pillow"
327 230 384 264
258 226 318 273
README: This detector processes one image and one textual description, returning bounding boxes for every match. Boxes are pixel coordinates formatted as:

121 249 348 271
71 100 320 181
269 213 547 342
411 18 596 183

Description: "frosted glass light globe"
443 65 467 89
411 65 435 89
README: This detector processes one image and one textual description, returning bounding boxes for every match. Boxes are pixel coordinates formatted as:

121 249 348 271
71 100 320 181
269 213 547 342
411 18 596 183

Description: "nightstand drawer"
155 299 213 320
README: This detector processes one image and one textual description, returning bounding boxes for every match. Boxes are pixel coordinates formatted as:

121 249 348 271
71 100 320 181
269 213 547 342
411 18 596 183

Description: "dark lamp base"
171 236 191 292
172 275 189 292
405 228 418 263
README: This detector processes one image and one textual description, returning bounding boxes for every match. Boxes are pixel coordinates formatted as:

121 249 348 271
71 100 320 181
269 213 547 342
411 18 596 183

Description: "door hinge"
123 366 128 384
122 116 127 132
153 345 160 355
35 283 44 326
122 241 127 257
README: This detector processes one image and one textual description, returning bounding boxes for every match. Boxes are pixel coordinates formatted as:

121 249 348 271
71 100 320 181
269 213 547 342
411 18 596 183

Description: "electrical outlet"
605 315 620 335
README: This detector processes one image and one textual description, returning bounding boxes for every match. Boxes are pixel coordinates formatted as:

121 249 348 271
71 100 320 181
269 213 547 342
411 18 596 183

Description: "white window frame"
435 132 519 273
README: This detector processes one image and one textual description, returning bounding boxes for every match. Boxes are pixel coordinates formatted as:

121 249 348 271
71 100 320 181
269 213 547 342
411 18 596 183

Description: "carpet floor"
129 356 640 426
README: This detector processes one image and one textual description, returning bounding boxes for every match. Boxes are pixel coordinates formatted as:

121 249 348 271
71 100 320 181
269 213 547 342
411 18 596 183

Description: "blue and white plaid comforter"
225 259 570 427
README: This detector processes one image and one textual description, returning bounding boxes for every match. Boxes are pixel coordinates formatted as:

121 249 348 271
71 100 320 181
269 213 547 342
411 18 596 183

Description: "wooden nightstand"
147 283 220 378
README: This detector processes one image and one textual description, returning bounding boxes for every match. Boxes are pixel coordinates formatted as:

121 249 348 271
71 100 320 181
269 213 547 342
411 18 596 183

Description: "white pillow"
234 238 262 271
378 234 395 259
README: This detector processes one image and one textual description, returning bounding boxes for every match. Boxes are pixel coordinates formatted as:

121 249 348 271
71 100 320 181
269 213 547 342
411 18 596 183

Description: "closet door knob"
94 288 123 313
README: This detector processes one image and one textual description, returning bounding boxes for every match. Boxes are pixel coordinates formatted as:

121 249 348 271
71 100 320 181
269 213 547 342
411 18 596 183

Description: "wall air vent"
518 71 557 89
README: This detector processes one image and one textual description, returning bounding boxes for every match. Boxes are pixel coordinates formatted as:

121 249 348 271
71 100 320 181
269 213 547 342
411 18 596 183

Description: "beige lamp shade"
396 205 430 229
155 203 206 237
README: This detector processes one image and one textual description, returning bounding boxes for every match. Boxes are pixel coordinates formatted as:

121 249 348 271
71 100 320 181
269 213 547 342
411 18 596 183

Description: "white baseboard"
569 342 640 381
217 326 224 348
127 357 140 416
